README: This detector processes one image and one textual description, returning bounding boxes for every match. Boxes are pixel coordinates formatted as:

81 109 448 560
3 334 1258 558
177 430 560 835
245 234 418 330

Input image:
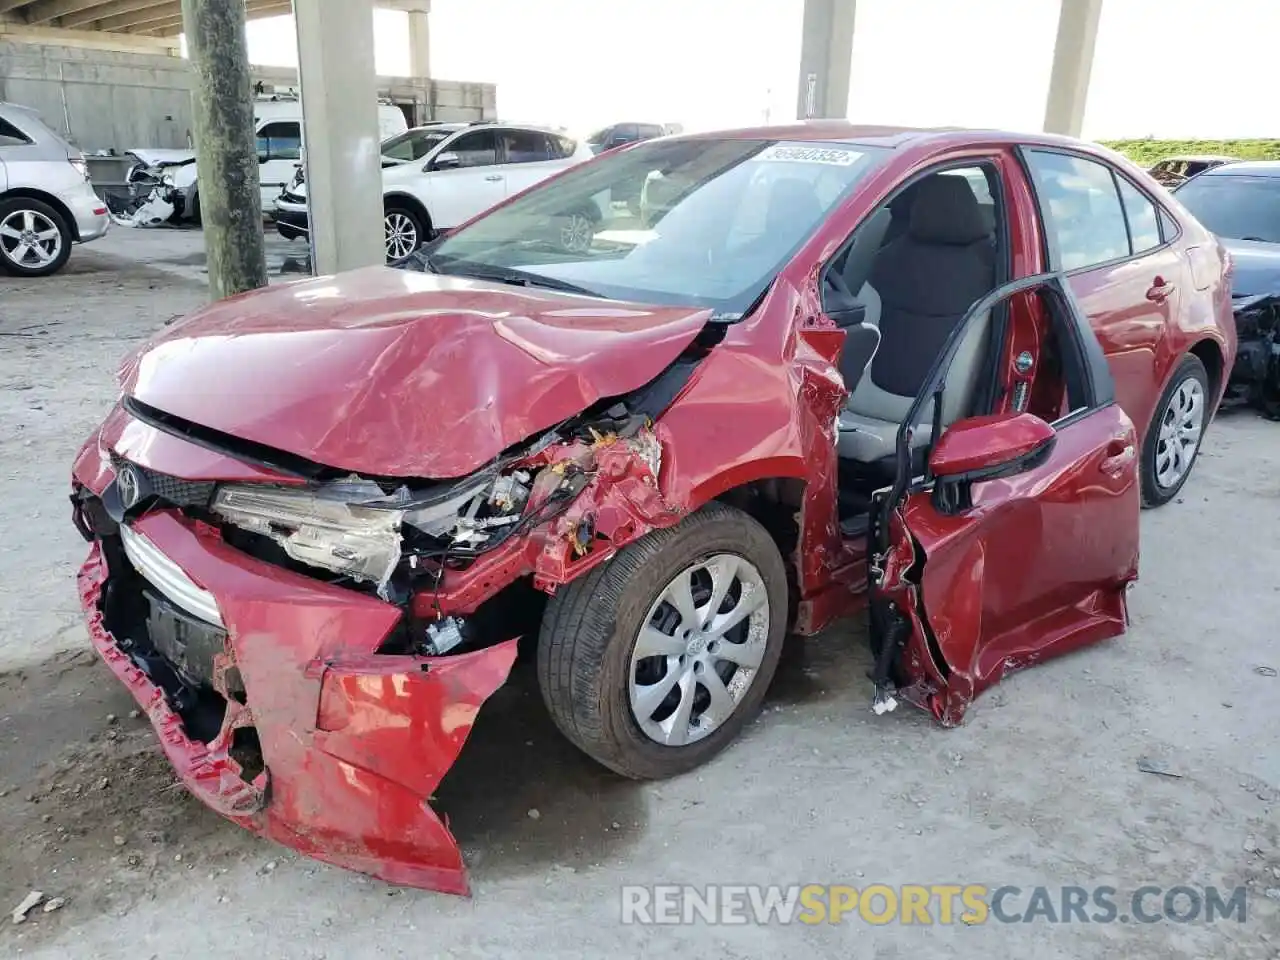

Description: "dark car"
1173 160 1280 415
1149 154 1237 188
586 122 667 155
72 124 1234 896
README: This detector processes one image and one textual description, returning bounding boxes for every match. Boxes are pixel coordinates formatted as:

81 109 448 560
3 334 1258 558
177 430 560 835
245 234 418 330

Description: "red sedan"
70 123 1235 895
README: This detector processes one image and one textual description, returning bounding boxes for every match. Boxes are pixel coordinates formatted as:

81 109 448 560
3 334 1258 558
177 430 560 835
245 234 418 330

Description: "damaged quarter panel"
118 267 715 479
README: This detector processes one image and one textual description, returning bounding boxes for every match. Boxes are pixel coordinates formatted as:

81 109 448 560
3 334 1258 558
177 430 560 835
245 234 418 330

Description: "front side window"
1174 174 1280 243
548 134 578 159
444 130 498 168
426 138 889 314
256 121 302 161
1025 150 1129 270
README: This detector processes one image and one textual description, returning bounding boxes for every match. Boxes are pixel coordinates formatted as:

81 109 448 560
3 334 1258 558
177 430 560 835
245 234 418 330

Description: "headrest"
908 174 990 245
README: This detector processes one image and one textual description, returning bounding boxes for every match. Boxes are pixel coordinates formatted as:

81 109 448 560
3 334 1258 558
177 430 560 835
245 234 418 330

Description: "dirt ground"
0 236 1278 959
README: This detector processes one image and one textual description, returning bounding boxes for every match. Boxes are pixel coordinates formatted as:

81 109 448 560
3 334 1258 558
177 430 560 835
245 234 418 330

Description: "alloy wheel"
559 213 594 254
384 211 419 262
629 554 771 747
0 208 62 270
1154 376 1205 489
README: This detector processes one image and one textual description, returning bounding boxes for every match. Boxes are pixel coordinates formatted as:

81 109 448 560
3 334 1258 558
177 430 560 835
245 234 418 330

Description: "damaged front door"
874 274 1141 725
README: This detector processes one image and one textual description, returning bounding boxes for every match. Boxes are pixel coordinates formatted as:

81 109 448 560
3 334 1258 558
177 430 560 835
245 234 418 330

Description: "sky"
240 0 1277 140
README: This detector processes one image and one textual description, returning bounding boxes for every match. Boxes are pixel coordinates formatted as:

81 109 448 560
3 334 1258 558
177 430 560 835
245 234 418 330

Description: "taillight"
68 158 89 182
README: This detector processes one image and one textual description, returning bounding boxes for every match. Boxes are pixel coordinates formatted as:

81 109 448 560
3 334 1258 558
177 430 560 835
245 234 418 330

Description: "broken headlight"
211 471 538 596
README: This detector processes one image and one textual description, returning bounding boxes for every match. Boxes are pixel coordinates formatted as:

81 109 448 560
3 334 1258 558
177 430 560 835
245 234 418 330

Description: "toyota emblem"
116 463 142 510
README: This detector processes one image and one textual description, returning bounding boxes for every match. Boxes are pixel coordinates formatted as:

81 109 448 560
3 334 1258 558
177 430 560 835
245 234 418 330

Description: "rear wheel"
384 204 426 264
0 198 72 277
537 503 788 779
1141 353 1209 507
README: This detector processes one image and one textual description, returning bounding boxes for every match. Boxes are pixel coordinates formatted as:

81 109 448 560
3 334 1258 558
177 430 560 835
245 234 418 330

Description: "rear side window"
500 129 552 164
547 134 578 159
1024 150 1130 270
1116 175 1161 253
0 117 32 147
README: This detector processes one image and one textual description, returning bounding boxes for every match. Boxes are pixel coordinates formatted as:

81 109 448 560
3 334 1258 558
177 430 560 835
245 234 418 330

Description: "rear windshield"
427 138 889 316
1174 174 1280 243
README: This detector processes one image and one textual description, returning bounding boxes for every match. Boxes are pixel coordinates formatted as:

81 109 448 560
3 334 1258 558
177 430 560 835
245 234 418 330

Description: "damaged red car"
70 124 1236 895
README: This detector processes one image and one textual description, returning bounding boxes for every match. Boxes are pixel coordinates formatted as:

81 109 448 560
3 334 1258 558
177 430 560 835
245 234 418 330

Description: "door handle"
1100 440 1135 474
1145 276 1174 302
484 174 503 182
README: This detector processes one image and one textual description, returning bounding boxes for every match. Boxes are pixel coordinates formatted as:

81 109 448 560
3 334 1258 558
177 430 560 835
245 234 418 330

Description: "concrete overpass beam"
1043 0 1104 137
293 0 384 274
795 0 856 119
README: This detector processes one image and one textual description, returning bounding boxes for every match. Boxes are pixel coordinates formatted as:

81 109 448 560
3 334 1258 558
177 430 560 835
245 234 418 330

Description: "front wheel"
1141 353 1210 507
384 204 426 264
537 503 789 779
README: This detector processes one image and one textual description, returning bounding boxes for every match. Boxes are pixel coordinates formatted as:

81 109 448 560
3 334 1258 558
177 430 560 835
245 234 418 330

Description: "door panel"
901 402 1138 723
1067 248 1181 447
426 131 505 227
878 273 1141 726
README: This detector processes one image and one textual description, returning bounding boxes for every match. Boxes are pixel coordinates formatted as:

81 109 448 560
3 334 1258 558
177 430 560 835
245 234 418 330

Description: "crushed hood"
120 267 713 478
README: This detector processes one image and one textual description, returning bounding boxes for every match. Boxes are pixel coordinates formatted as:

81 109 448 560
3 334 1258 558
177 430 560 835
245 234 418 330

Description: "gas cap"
1014 350 1035 375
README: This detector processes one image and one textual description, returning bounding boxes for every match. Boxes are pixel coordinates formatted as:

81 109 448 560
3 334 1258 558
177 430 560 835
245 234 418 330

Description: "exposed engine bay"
1227 292 1280 420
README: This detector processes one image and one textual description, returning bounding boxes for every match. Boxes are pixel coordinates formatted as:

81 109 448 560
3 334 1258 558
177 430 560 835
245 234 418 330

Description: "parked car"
150 96 410 221
1172 160 1280 415
586 122 668 155
0 101 110 277
1148 154 1237 188
71 123 1234 895
273 121 595 262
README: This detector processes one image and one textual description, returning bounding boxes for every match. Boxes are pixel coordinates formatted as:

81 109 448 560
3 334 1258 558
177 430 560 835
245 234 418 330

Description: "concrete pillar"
180 0 267 300
795 0 856 120
1043 0 1104 137
407 0 431 79
293 0 384 275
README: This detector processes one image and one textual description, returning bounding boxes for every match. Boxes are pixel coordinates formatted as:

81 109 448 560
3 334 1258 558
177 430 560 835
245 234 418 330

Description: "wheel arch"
709 474 807 621
1187 337 1225 408
0 188 80 240
383 192 433 236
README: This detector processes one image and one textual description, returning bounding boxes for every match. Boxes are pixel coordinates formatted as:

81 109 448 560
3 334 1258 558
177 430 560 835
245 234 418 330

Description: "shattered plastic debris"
11 891 44 924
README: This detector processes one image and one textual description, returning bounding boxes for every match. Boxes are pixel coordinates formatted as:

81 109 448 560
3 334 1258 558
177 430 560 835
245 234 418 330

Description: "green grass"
1099 139 1280 167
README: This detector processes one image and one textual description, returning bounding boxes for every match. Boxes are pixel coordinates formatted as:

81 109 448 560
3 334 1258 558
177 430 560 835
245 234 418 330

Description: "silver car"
0 101 110 277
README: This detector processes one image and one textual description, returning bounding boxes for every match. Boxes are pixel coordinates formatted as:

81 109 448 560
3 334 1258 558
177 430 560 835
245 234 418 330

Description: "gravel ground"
0 235 1277 959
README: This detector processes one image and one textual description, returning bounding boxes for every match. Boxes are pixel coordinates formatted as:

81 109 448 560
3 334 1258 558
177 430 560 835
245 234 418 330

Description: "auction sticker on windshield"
755 144 864 166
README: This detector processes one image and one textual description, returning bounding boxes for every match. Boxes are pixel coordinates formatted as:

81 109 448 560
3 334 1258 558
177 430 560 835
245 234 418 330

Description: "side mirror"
258 152 269 164
432 151 461 170
929 412 1056 514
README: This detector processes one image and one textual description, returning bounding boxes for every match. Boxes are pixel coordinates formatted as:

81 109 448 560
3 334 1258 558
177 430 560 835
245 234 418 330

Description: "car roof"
1199 160 1280 177
1158 154 1236 163
669 121 1099 152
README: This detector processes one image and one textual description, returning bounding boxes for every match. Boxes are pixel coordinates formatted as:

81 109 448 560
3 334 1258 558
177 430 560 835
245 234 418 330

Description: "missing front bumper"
77 511 519 896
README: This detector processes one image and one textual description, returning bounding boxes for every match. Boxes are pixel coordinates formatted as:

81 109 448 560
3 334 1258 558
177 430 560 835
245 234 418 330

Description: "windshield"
382 129 450 162
424 138 889 315
1174 174 1280 243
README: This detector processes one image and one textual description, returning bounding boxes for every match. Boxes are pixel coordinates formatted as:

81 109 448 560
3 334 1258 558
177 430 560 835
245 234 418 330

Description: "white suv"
0 102 110 277
273 121 596 263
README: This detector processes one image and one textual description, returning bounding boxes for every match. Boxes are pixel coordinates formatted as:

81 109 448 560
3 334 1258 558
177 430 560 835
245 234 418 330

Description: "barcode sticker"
754 144 863 166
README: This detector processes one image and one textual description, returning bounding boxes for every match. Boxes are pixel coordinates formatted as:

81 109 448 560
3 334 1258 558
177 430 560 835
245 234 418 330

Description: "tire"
277 223 301 241
537 502 789 780
384 203 426 264
1141 353 1210 507
557 205 598 254
188 190 201 226
0 197 73 277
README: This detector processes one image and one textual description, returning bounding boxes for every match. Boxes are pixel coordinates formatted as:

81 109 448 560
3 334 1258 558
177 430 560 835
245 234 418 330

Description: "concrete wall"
0 39 497 155
0 39 194 151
